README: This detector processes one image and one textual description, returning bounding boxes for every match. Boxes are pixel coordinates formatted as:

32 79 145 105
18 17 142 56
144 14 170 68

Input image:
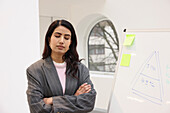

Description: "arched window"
88 20 119 73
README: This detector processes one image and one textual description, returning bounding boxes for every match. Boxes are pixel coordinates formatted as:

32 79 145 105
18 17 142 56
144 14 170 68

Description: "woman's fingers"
43 97 53 105
79 83 91 93
86 88 91 93
82 84 91 92
75 83 91 96
79 83 88 90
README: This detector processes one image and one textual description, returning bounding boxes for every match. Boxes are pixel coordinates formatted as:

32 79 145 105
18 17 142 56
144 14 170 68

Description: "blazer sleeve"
26 68 53 113
52 64 97 113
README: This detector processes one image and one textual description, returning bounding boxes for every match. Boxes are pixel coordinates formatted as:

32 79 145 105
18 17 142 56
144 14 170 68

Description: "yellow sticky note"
120 54 131 66
123 34 135 46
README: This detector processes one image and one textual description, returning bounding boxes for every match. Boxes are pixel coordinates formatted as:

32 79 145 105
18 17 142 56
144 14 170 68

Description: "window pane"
89 45 105 55
89 62 105 71
88 20 119 73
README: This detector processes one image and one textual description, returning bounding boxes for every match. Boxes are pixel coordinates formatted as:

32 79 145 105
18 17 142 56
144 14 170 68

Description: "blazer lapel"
42 56 63 96
65 69 78 95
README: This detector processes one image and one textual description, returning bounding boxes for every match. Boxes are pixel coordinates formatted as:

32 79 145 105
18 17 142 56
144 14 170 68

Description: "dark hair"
42 19 81 78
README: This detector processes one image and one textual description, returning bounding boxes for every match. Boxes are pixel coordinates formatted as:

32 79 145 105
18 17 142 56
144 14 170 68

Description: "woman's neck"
51 52 64 63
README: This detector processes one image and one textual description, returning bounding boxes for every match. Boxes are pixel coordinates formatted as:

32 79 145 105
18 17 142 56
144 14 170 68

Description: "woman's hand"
74 83 91 96
43 97 53 105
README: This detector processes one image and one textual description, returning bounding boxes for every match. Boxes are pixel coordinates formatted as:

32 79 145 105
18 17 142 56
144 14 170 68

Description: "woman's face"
49 25 71 56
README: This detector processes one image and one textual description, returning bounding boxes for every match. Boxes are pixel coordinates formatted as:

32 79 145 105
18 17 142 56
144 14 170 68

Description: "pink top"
53 61 66 94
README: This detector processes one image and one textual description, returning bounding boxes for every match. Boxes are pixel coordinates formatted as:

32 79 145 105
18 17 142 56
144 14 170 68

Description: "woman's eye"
64 37 70 40
55 35 60 38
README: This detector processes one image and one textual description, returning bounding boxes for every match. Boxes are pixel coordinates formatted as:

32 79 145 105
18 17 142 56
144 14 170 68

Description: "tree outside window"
88 20 119 73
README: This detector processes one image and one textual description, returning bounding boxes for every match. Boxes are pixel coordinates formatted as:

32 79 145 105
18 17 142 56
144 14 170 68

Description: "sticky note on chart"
123 34 135 46
120 54 131 66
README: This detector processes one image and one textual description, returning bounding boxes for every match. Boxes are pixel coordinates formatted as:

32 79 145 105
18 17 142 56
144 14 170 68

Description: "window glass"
88 20 119 73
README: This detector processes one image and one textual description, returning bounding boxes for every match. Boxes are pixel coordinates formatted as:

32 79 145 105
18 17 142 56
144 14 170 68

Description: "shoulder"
26 58 45 74
77 62 88 69
77 62 89 74
77 62 92 86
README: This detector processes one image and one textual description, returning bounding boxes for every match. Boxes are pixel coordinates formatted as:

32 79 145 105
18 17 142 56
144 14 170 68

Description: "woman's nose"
59 36 64 44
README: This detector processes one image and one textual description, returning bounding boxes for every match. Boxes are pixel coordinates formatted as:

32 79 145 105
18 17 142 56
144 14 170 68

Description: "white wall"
0 0 40 113
39 0 170 110
39 16 52 55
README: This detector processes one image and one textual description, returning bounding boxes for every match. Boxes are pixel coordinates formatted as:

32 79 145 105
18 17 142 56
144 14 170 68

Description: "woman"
26 19 96 113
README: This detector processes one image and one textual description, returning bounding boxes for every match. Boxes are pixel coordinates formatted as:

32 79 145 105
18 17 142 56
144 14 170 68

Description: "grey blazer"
26 56 96 113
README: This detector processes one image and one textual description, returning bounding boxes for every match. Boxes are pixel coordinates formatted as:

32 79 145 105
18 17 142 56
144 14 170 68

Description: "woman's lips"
56 45 65 49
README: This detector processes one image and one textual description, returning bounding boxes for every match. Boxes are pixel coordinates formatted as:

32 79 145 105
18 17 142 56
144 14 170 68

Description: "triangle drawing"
131 51 163 105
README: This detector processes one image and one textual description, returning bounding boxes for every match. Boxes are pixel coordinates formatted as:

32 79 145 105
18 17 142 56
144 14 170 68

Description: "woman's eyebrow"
64 34 71 37
54 32 71 36
54 32 62 35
